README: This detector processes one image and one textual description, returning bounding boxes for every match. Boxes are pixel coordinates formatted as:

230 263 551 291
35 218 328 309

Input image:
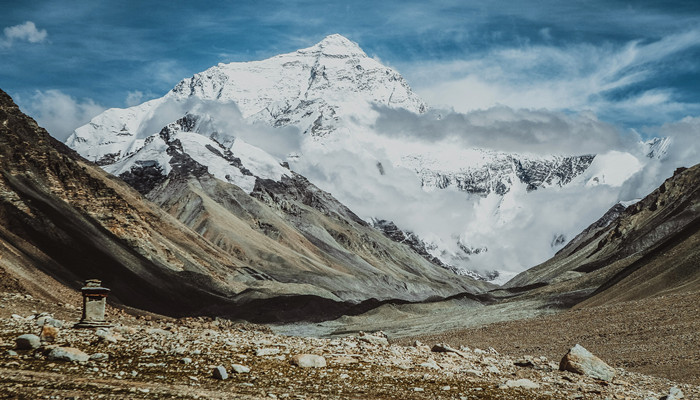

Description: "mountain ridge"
64 34 639 279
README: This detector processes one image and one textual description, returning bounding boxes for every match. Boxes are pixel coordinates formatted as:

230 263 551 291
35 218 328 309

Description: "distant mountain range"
1 35 697 326
67 34 662 280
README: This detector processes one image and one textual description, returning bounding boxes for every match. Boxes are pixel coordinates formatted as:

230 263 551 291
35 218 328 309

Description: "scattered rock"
559 344 616 382
419 358 441 370
359 332 389 346
231 364 251 373
89 353 109 361
256 348 281 356
662 387 684 400
40 325 59 342
37 316 63 328
95 328 121 343
463 369 483 377
212 366 228 380
514 358 535 368
503 379 540 389
15 334 41 350
180 357 192 364
431 343 467 358
331 356 358 365
290 354 326 368
47 347 89 363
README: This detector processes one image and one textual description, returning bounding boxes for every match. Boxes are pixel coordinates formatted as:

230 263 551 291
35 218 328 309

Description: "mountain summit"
66 35 608 279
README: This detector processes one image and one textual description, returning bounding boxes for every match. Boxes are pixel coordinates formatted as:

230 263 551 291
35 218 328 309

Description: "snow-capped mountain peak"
67 34 427 168
66 34 639 283
168 33 426 136
301 33 368 58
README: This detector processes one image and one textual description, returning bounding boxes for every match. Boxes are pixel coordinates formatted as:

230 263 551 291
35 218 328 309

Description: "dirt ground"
399 290 700 386
3 290 699 400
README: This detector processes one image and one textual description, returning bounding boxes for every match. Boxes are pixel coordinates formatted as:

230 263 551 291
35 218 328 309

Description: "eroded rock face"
559 344 616 382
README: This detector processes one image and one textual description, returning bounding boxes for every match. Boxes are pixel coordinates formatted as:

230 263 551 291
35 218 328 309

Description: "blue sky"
1 0 700 140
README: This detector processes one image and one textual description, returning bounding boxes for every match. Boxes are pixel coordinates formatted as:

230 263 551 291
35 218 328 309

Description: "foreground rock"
212 366 228 380
0 294 698 400
14 334 40 350
47 347 89 363
663 387 684 400
560 344 616 381
290 354 326 368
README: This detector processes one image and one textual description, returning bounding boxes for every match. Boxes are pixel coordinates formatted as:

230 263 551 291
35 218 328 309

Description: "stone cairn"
73 279 112 328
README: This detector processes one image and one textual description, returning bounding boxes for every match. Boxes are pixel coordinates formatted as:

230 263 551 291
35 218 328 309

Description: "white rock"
231 364 251 373
89 353 109 361
212 366 228 380
559 344 616 382
503 379 540 389
256 348 281 356
15 334 41 350
48 347 89 363
665 387 684 400
290 354 326 368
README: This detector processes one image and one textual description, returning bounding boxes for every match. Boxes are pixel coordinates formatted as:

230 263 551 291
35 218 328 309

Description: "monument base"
73 320 112 329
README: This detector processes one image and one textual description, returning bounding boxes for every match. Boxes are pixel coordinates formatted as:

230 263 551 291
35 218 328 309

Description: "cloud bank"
372 105 639 156
1 21 47 47
408 29 700 130
21 90 105 141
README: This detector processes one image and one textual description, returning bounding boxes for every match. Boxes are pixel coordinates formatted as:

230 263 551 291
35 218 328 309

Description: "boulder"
431 343 467 358
47 347 89 362
212 366 228 380
662 387 684 400
290 354 326 368
89 353 109 361
40 325 59 342
358 332 388 346
256 347 280 356
503 379 540 389
559 344 616 381
95 328 122 343
231 364 251 373
15 334 41 350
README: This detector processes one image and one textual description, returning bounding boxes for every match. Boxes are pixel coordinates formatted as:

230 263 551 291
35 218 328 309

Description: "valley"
1 31 699 399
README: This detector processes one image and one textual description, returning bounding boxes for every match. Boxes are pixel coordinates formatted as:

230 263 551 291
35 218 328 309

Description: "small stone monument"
74 279 112 328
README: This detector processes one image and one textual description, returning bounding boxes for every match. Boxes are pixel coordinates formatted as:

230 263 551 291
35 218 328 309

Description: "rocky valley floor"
402 291 700 387
1 292 698 399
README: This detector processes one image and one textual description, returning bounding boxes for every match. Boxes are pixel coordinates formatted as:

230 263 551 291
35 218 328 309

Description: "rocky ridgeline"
0 294 695 400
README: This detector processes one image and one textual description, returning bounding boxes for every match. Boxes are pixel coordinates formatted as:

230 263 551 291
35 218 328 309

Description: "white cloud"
618 116 700 200
147 60 187 86
21 90 105 141
125 90 144 107
372 105 639 156
408 29 700 125
2 21 47 47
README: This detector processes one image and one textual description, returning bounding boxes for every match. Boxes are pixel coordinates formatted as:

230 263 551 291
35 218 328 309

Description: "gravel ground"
1 291 699 399
400 291 700 386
